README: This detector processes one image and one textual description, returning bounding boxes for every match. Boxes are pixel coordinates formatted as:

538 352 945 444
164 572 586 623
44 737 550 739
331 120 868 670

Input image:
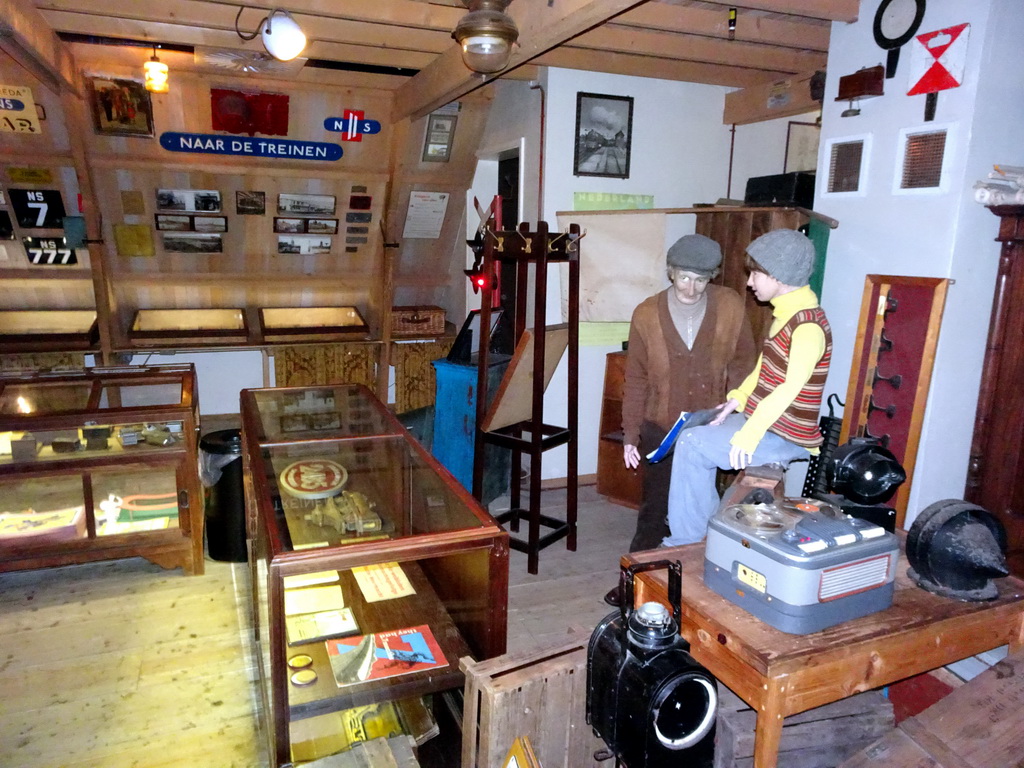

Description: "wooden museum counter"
625 538 1024 768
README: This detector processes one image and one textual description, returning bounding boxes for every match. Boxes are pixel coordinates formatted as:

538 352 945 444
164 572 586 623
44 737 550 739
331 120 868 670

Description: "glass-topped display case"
0 364 203 575
241 384 509 766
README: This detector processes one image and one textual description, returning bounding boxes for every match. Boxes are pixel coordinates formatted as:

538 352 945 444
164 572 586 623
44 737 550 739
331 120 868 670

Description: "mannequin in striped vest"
664 229 832 547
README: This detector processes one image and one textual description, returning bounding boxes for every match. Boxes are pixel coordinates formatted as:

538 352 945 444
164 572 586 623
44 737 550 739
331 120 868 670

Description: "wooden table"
626 541 1024 768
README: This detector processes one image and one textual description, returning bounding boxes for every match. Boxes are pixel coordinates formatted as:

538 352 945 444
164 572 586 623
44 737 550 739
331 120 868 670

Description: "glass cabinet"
0 364 203 574
241 384 509 766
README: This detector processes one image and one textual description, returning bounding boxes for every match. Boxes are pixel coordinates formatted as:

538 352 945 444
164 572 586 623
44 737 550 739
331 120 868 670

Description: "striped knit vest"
744 307 832 448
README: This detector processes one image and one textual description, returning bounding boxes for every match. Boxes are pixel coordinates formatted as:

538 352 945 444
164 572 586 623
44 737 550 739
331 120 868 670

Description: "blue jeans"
663 413 810 547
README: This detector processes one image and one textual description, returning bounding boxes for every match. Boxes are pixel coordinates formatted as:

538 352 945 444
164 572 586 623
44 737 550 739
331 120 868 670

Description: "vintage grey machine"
704 497 898 634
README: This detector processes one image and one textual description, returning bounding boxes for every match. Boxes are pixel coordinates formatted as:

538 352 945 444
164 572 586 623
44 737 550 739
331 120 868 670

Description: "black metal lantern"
827 437 907 505
587 560 717 768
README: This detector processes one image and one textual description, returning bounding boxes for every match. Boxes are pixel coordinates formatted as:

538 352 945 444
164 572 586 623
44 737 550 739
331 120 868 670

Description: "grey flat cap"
746 229 815 286
666 234 722 275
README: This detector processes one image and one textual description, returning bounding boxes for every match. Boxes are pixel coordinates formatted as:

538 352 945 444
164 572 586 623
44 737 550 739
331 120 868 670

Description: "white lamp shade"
460 35 512 74
261 11 307 61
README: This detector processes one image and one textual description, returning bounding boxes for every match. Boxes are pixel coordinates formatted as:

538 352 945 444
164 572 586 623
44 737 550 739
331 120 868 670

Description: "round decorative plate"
279 459 348 499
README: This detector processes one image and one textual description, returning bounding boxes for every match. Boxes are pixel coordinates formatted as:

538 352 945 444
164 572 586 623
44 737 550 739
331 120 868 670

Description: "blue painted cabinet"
431 358 510 506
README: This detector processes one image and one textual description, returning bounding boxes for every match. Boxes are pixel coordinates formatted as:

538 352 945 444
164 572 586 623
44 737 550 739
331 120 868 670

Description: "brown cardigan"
621 284 756 448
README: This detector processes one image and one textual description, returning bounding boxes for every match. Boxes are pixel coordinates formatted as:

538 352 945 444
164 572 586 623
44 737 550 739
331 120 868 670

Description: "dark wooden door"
965 205 1024 577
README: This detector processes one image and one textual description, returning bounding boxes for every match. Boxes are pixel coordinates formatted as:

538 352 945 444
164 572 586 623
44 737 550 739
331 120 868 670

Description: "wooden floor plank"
0 484 637 766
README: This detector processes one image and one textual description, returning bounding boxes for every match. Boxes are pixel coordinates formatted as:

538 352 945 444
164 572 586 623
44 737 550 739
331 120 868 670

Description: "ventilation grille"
827 140 864 193
819 554 892 600
901 130 947 189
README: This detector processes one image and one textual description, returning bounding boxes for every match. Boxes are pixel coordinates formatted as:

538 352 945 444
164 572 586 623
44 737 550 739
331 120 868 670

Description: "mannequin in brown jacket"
606 234 755 605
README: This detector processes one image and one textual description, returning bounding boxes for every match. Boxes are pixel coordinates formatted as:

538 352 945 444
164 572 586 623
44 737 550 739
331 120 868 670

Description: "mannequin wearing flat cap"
605 234 755 606
664 228 833 547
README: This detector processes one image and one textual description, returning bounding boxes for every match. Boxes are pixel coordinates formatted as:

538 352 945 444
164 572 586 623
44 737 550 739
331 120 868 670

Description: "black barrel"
200 428 246 563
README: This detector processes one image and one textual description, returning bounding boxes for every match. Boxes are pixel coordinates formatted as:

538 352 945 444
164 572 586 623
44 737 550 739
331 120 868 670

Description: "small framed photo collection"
162 232 223 253
274 217 338 235
156 214 228 233
278 193 336 216
277 235 332 255
156 189 222 213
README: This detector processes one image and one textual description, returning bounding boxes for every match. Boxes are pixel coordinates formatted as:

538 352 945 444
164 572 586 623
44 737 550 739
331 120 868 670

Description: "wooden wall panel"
2 42 496 382
0 50 72 156
386 89 493 316
0 277 95 310
73 59 394 174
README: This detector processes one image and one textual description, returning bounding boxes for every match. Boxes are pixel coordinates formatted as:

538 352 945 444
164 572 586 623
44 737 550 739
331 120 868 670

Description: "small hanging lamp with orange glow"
144 46 169 93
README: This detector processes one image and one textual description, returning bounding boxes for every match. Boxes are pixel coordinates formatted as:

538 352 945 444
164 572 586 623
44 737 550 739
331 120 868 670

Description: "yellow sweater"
727 285 826 455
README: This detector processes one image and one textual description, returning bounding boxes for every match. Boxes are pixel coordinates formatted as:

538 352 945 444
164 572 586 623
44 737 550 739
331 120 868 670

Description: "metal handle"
618 559 682 627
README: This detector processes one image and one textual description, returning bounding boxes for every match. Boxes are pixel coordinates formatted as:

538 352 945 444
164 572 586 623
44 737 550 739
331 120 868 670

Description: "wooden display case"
241 383 509 767
259 306 369 343
0 364 204 575
0 310 99 354
129 308 249 347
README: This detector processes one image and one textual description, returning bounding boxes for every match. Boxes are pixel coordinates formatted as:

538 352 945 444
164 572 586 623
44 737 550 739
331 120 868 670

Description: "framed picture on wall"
162 232 223 253
278 193 336 216
573 92 633 179
236 190 266 215
156 189 221 213
154 214 192 231
422 113 458 162
87 77 154 137
784 121 821 174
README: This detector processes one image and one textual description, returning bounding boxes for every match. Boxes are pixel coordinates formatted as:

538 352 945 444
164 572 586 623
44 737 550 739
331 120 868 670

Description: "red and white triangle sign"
908 23 970 96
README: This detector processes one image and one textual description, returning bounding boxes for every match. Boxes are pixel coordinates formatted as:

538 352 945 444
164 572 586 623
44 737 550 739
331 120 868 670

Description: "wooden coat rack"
473 221 581 574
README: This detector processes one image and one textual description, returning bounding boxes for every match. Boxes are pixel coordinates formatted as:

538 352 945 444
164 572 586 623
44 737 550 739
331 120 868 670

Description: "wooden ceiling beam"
572 24 826 73
536 46 783 88
40 11 440 71
40 0 456 55
689 0 858 23
0 0 79 95
615 2 830 51
38 0 464 31
392 0 646 121
722 69 822 124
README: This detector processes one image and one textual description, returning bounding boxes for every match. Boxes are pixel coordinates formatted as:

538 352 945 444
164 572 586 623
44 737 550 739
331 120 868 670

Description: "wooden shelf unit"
596 351 642 509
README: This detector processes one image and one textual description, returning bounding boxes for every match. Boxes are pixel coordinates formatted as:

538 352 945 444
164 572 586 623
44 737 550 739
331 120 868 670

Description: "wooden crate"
715 687 894 768
838 649 1024 768
392 306 446 337
461 633 606 768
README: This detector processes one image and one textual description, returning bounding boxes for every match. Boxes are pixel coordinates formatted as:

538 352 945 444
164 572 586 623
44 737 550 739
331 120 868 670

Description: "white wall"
125 350 267 417
728 112 818 199
817 0 1024 526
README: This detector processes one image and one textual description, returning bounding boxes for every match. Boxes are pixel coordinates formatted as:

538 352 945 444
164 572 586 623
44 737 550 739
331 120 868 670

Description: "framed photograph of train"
573 92 633 179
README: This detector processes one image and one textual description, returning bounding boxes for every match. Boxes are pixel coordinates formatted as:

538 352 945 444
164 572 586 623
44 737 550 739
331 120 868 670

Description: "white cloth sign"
556 212 667 322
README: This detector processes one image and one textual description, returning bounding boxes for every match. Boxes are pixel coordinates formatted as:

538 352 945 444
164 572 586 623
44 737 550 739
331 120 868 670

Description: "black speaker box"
744 171 815 208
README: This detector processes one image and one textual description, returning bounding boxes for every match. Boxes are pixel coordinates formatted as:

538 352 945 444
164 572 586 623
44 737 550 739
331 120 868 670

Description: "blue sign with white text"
159 132 342 161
